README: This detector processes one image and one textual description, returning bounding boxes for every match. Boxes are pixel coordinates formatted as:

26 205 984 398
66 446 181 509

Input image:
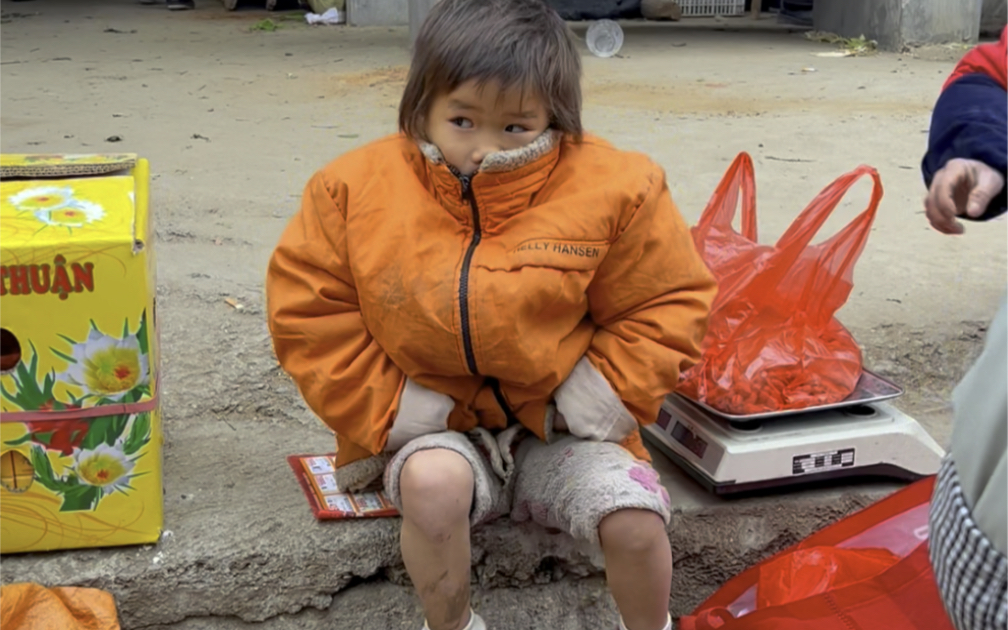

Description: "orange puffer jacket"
267 132 716 468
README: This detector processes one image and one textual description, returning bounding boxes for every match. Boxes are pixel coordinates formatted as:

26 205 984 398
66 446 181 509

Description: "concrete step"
144 579 620 630
0 420 896 629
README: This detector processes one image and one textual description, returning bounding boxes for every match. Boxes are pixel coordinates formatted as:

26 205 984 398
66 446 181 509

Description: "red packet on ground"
286 454 399 520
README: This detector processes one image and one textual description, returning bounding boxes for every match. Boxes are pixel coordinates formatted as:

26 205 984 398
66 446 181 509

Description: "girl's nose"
471 140 502 166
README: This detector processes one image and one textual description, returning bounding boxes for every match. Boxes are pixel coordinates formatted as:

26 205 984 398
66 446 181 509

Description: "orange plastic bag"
680 477 955 630
679 153 882 415
0 583 120 630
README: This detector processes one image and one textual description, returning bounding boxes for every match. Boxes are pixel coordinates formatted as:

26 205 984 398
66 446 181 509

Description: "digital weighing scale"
643 372 945 495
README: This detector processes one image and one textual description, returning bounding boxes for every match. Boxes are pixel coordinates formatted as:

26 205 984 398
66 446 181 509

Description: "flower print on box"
58 325 149 401
8 186 106 231
1 313 154 512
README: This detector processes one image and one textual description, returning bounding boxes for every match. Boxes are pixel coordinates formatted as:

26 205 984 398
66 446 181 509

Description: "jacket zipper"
457 175 519 426
458 175 481 375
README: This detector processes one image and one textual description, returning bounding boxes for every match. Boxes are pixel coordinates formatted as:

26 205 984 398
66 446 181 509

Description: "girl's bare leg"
399 448 475 630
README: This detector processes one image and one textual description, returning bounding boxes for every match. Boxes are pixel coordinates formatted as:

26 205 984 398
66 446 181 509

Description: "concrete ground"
1 2 1005 628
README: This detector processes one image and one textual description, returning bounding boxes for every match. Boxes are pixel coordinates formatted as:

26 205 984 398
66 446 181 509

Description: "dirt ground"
2 2 1006 628
1 0 1004 517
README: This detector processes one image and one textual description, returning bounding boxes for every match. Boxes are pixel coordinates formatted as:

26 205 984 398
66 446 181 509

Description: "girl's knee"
598 508 668 555
399 448 475 536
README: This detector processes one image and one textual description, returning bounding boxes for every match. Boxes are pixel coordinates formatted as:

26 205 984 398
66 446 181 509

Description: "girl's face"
426 79 550 177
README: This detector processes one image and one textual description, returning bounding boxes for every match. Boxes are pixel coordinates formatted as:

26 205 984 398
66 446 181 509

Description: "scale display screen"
671 421 708 459
656 409 671 429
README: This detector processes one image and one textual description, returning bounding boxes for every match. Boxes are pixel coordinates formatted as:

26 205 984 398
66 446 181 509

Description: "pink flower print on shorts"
628 464 662 494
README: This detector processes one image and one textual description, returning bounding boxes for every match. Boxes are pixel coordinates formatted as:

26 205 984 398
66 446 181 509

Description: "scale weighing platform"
642 371 945 495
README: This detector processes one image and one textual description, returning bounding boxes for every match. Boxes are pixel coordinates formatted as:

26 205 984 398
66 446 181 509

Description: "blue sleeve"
921 74 1008 221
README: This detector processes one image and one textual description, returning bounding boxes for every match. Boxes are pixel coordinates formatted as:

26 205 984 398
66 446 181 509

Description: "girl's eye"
451 117 473 129
505 124 530 133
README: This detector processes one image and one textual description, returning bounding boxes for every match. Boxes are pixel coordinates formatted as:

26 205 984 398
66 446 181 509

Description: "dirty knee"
399 448 475 538
598 509 667 555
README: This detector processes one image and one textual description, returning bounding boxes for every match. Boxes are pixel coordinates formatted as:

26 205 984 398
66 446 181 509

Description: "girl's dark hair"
399 0 582 141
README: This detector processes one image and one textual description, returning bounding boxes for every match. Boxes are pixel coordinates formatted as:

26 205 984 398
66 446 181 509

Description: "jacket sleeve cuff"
922 74 1008 220
554 356 637 443
384 378 454 452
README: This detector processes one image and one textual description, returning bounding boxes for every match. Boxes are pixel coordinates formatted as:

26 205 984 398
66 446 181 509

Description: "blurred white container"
586 19 624 58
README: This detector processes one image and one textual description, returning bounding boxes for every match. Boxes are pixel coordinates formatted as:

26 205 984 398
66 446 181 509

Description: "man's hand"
925 158 1006 235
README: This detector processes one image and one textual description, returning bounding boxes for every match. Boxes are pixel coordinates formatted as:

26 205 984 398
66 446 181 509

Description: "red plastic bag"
756 546 899 608
680 477 954 630
678 153 882 415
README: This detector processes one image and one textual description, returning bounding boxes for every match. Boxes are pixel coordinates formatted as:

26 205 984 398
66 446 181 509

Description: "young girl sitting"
266 0 716 628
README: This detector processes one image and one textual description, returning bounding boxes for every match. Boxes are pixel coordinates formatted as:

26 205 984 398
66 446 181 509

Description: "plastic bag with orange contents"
678 153 882 415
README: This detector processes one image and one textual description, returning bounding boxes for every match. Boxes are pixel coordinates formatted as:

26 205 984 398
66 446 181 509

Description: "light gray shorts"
383 430 672 547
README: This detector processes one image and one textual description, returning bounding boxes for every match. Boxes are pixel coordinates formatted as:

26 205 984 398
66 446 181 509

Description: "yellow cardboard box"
0 153 163 553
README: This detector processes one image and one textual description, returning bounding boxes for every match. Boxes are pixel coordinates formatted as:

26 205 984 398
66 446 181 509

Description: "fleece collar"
417 130 560 174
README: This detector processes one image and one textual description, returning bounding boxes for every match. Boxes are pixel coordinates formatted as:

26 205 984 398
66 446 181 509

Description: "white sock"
424 609 484 630
619 613 672 630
